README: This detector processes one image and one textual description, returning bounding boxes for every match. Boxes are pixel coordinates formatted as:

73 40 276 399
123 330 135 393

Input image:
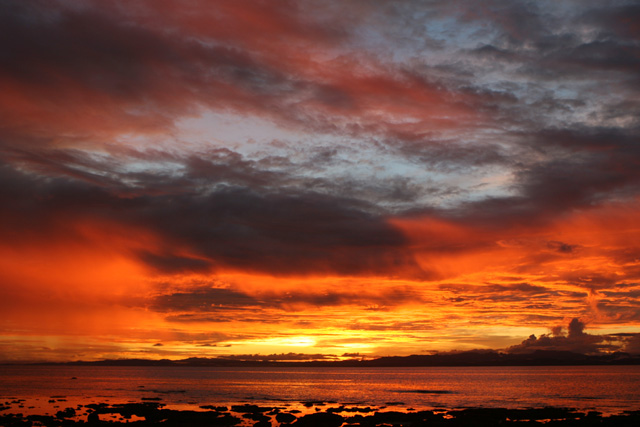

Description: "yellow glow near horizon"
227 336 318 349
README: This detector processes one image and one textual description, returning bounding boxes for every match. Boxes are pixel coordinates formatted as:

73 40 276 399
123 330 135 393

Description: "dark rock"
56 407 76 419
294 412 344 427
87 411 100 423
372 410 414 423
85 403 109 410
243 412 270 422
0 414 27 427
231 404 272 413
28 414 56 424
344 414 366 425
275 412 297 423
200 405 230 412
161 410 242 426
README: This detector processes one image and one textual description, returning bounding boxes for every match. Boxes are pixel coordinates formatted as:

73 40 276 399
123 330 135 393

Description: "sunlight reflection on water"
1 365 639 416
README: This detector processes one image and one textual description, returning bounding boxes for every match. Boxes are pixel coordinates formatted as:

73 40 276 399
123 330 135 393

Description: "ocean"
2 365 640 425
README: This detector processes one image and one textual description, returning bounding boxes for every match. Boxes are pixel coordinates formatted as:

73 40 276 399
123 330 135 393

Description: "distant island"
24 349 640 367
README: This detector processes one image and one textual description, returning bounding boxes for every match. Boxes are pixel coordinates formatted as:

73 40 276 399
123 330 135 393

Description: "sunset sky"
1 0 640 362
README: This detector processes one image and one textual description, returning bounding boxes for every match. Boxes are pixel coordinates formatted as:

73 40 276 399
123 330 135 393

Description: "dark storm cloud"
152 285 424 316
385 137 510 172
136 251 214 274
0 0 309 144
439 282 576 304
1 0 639 274
459 1 640 76
546 241 577 254
133 188 422 276
0 162 423 277
152 288 258 313
419 1 640 223
443 127 640 228
0 0 471 151
582 3 640 40
4 0 637 221
600 289 640 300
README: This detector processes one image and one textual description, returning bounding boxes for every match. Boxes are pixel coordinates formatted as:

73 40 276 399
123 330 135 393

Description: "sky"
1 0 640 362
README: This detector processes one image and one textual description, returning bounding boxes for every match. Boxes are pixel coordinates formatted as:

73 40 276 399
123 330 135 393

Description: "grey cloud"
152 285 424 316
546 241 577 254
440 282 561 303
0 162 425 277
152 288 259 313
507 318 633 355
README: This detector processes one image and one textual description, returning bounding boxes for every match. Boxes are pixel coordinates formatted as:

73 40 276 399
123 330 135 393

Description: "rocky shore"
2 400 640 426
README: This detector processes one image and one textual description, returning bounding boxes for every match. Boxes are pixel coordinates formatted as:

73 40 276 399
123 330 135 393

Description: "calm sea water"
1 365 639 416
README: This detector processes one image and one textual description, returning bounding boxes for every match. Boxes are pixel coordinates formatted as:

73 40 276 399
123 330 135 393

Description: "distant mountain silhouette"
25 349 640 367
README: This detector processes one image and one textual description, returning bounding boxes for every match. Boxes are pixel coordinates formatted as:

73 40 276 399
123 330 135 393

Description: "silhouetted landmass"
2 401 640 426
17 349 640 367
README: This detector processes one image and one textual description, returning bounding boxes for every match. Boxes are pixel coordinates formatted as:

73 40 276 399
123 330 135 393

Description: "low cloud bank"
507 318 640 355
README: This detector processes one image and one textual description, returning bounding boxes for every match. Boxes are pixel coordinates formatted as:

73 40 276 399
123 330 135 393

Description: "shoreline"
4 349 640 368
2 400 640 426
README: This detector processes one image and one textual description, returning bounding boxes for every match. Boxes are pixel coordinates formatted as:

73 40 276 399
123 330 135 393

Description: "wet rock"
349 407 373 413
200 405 229 411
275 412 297 423
344 414 366 425
87 411 100 423
243 412 270 422
603 412 640 427
7 401 640 426
56 407 76 419
344 410 440 426
160 410 242 426
28 414 56 425
372 410 416 424
0 414 26 427
85 403 109 410
294 412 344 427
84 403 243 426
301 401 327 408
231 404 272 413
